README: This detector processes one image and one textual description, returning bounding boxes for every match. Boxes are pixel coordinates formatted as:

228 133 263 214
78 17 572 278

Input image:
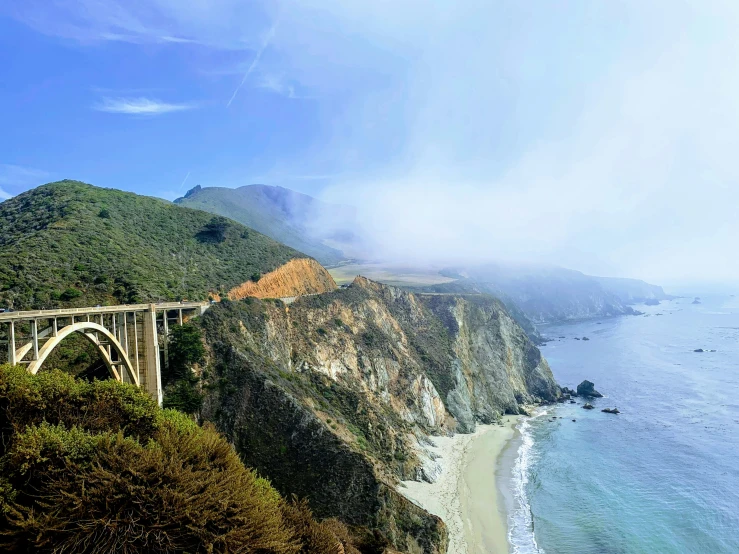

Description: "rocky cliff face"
199 277 559 553
228 257 337 300
593 276 671 304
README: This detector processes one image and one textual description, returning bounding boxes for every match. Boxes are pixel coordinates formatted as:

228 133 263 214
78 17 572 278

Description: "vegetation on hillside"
162 323 206 414
175 185 346 266
0 180 301 310
0 364 359 553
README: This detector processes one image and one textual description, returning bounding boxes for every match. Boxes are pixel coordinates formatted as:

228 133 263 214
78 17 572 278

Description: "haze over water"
509 295 739 553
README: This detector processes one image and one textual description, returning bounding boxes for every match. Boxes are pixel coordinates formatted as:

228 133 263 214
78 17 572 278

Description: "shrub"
165 324 205 384
59 287 82 301
0 365 358 553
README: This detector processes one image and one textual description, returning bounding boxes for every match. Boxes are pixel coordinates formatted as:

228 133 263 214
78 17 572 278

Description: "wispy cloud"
93 97 196 115
227 19 280 107
0 164 51 199
257 73 314 100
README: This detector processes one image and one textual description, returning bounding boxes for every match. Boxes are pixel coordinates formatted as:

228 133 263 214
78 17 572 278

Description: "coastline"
400 415 519 554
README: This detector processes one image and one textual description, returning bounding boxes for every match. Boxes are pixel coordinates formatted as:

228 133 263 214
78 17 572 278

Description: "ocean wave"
509 409 548 554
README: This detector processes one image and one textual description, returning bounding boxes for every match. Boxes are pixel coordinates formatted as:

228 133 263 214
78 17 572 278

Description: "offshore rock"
577 380 603 398
602 407 620 414
582 403 595 410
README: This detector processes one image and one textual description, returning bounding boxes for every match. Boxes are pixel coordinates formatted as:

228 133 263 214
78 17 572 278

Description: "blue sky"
2 1 739 285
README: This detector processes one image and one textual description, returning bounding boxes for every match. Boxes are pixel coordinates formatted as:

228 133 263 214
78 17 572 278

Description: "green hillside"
0 181 301 310
175 185 347 265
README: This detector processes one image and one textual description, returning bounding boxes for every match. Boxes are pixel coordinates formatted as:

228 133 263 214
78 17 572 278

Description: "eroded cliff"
228 257 337 300
199 276 559 553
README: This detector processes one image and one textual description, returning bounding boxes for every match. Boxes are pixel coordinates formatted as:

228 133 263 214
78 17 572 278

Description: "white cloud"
93 97 196 115
0 164 51 194
3 0 270 49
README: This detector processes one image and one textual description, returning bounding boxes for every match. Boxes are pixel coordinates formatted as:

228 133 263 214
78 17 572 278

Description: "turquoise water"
509 295 739 554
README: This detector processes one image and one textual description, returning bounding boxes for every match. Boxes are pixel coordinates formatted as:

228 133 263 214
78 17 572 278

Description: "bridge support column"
31 320 39 360
7 322 15 366
143 306 163 407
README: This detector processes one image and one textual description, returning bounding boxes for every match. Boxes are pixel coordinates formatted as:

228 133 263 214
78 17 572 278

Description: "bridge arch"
27 322 138 385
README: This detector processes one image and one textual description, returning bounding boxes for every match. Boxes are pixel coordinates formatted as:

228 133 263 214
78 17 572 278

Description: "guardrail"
0 301 211 322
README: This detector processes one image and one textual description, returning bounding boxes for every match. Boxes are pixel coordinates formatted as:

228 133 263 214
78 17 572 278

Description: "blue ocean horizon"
508 294 739 553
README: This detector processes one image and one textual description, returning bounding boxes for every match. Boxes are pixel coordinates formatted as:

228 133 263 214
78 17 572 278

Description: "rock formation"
577 380 603 398
198 277 559 553
228 257 337 300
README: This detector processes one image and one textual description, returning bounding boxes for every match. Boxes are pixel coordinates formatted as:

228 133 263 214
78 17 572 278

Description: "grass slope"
0 180 301 310
175 185 346 265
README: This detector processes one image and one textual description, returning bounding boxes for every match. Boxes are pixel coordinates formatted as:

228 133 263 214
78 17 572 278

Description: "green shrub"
0 365 358 554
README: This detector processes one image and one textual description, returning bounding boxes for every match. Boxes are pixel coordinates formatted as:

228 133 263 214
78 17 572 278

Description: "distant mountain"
0 180 303 310
175 185 358 265
428 264 647 324
593 276 672 304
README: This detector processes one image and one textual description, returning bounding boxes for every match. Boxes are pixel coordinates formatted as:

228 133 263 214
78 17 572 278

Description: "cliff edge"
198 277 559 553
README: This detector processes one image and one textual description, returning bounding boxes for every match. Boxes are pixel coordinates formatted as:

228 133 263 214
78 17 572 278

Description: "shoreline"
400 415 520 554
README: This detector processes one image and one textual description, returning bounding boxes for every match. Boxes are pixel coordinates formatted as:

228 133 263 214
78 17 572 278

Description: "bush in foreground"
0 365 357 553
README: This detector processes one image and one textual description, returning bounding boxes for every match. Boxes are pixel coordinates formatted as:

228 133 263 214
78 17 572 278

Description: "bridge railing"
0 301 210 322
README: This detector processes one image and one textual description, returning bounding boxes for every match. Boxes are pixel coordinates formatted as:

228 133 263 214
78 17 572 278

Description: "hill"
0 180 303 310
174 184 358 265
426 264 642 324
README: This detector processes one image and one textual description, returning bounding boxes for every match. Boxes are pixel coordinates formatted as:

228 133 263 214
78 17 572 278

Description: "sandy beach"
400 416 519 554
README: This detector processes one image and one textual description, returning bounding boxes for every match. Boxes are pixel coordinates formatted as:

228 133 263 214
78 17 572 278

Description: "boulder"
577 380 603 398
601 408 620 414
694 348 704 353
582 337 590 341
582 403 595 410
569 400 577 404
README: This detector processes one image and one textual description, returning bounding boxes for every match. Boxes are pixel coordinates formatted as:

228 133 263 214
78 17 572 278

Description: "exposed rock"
576 380 603 398
582 403 595 410
601 408 620 414
574 337 581 340
228 257 337 300
572 419 576 422
200 277 559 553
569 400 577 404
694 348 704 353
582 336 590 341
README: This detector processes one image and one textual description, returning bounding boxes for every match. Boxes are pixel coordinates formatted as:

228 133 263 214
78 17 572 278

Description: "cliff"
428 264 640 324
593 276 671 304
198 277 559 553
228 257 337 300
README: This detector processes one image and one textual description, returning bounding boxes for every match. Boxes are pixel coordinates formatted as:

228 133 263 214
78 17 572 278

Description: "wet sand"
400 416 519 553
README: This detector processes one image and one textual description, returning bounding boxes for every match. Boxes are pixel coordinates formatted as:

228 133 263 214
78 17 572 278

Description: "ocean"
506 294 739 554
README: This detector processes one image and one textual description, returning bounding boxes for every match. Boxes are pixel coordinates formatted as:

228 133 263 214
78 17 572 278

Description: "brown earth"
228 258 337 300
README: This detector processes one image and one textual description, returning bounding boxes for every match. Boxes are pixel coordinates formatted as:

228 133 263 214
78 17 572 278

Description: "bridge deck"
0 301 210 322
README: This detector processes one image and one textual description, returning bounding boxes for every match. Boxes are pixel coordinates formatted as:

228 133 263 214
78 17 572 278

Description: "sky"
2 1 739 286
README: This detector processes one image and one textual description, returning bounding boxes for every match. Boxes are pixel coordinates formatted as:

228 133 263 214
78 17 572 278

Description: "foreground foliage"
0 365 358 553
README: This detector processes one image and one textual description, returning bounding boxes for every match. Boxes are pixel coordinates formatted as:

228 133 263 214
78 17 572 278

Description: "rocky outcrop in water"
577 380 603 398
198 277 559 553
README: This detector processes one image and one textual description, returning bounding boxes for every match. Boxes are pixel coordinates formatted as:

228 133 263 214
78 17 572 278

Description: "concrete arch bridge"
0 302 210 405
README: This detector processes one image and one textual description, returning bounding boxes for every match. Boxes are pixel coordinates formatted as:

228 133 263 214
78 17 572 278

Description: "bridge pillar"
143 306 163 406
31 320 39 360
7 321 16 366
